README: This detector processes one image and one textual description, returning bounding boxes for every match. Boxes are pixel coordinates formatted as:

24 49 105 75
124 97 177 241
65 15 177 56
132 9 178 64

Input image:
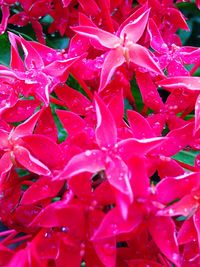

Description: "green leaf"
46 36 69 50
0 33 10 66
52 197 61 202
176 215 187 221
7 25 36 41
50 103 68 143
16 168 30 177
40 15 54 24
131 78 143 112
172 150 199 166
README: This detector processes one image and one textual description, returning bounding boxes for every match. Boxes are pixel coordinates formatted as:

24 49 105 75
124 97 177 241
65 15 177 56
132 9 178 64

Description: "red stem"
5 234 32 245
70 70 93 100
50 96 65 106
0 229 16 238
190 62 200 76
1 231 17 245
141 105 148 115
174 159 198 172
98 0 115 32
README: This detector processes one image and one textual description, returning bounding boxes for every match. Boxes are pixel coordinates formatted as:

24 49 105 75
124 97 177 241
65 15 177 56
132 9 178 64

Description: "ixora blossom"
8 0 52 43
55 94 166 218
0 0 200 266
72 6 163 91
0 32 79 106
0 109 65 181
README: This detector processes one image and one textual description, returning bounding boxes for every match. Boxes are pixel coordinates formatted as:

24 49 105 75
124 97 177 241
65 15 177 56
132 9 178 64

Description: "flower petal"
152 122 194 156
92 206 142 240
78 0 100 16
95 94 117 149
21 134 65 170
0 129 9 150
14 146 51 176
0 152 13 181
31 202 85 238
55 150 105 180
156 173 200 204
148 216 180 267
148 18 168 53
11 109 42 140
34 106 58 142
8 32 25 71
117 137 166 160
195 94 200 133
158 76 200 90
120 9 150 43
178 218 197 245
127 110 155 138
158 195 198 217
117 4 148 35
2 99 39 123
99 48 125 91
21 177 64 205
43 57 78 79
136 71 164 112
193 208 200 249
19 35 44 70
55 84 91 115
129 44 163 74
71 26 120 49
105 156 133 219
56 109 86 136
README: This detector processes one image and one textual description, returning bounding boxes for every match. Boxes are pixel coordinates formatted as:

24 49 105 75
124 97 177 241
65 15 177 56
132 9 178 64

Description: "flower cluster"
0 0 200 266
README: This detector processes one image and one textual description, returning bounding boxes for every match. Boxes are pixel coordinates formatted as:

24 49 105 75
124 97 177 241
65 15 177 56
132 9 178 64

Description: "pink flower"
148 19 200 76
72 6 163 91
0 110 51 180
0 32 79 106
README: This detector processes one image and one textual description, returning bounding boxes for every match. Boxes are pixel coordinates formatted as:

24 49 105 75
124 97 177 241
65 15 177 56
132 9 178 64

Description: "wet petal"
149 216 180 267
95 94 117 148
71 26 120 49
99 48 125 92
129 44 163 74
158 76 200 90
14 146 51 176
120 9 150 43
55 150 105 180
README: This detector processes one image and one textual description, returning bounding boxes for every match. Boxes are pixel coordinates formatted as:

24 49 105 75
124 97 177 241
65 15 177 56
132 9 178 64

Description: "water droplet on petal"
85 150 92 156
169 208 174 215
61 226 68 233
111 223 118 234
44 231 52 238
46 53 53 62
161 43 168 50
172 253 179 261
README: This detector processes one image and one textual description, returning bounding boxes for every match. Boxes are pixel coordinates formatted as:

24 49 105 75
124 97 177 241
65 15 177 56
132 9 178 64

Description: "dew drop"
111 223 118 234
0 192 4 199
61 226 68 233
184 208 188 213
80 250 85 257
168 208 174 215
46 53 53 61
172 253 179 261
161 43 168 50
44 231 52 238
85 150 92 156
